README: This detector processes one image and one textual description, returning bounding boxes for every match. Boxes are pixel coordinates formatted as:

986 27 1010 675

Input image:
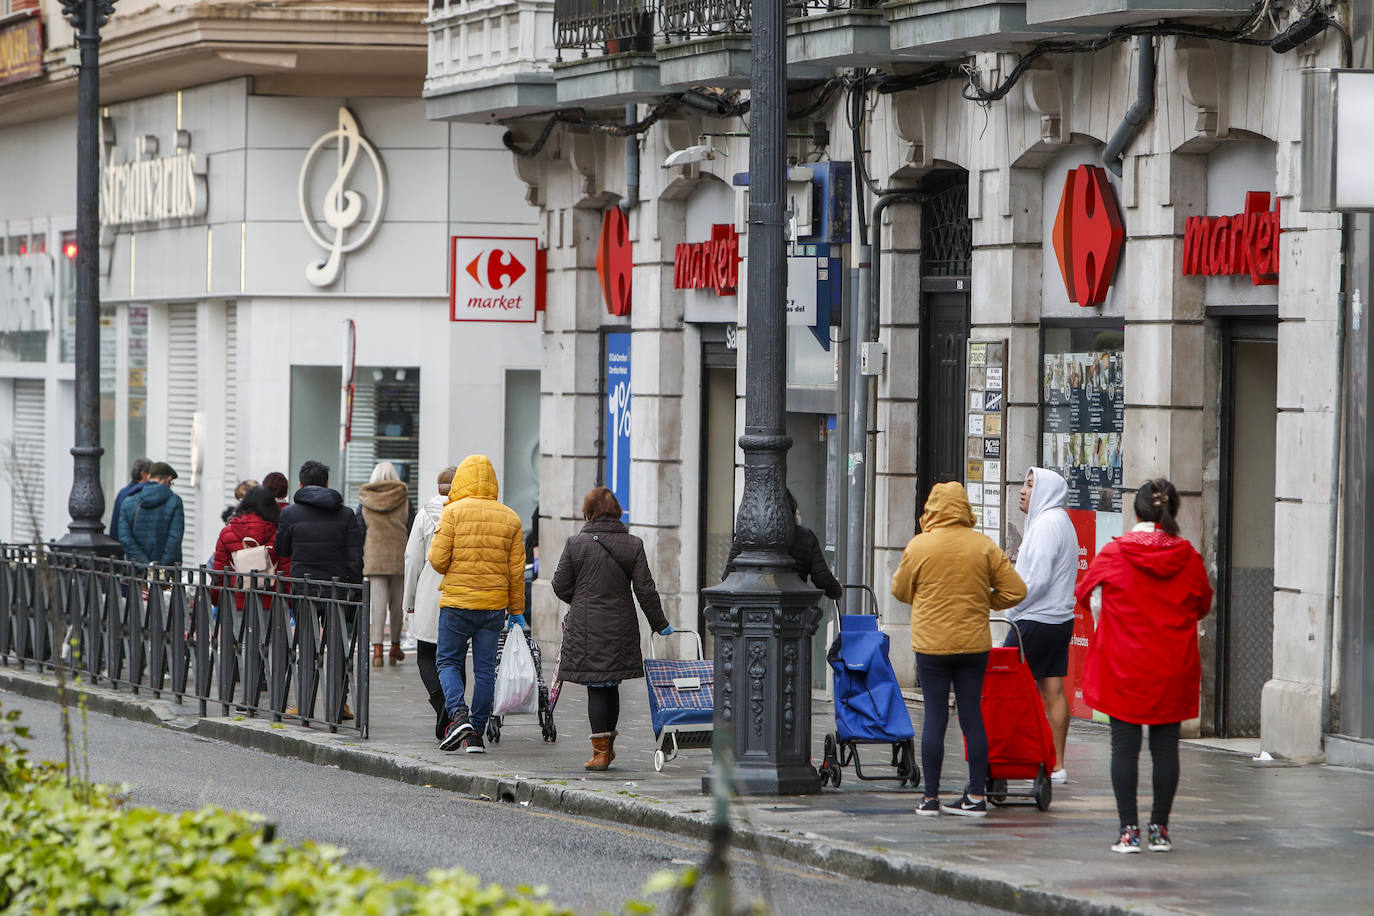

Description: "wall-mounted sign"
101 134 208 229
1182 191 1280 286
0 251 54 333
0 14 43 88
596 206 632 317
450 236 542 322
673 224 739 296
603 331 631 522
299 107 386 288
1051 165 1124 307
965 340 1008 543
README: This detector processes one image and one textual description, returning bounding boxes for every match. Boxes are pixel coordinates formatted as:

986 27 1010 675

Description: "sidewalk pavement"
1 657 1371 916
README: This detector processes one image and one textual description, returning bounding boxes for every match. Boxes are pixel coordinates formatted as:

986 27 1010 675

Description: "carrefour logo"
464 248 527 291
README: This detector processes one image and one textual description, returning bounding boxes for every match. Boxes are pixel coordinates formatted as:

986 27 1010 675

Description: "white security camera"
663 144 715 168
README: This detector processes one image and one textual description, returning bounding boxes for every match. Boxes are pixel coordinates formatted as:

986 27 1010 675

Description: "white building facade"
424 0 1372 764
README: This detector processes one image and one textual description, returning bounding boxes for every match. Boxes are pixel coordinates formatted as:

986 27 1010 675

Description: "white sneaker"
1051 768 1068 784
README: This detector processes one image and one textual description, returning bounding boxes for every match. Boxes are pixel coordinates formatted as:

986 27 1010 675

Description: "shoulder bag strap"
589 534 635 582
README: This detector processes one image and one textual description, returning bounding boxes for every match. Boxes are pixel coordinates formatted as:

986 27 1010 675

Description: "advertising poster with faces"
965 340 1007 543
1041 342 1124 512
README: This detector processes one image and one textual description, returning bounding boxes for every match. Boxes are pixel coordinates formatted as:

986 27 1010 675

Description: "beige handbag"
231 537 275 576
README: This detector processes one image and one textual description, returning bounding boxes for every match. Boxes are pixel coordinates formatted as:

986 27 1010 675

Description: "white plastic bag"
492 626 539 716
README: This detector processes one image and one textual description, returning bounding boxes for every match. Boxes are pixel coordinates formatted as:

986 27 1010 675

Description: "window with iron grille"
921 179 972 278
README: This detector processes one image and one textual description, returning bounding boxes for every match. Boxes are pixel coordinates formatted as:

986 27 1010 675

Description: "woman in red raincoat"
1075 479 1212 855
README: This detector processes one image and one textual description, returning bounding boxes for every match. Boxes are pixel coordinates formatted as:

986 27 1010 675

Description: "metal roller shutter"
167 304 198 557
223 303 238 506
9 380 45 541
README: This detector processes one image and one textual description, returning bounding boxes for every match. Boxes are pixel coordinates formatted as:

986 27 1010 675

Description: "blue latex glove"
507 614 527 631
531 557 539 575
659 624 675 636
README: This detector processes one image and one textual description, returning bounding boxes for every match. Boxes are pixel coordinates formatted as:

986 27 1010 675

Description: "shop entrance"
698 344 738 640
1217 322 1277 737
917 175 972 523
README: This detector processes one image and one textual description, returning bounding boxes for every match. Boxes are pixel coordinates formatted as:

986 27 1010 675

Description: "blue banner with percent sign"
603 331 631 522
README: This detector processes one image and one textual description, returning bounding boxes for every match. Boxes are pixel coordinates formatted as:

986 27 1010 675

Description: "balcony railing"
661 0 749 39
555 0 657 54
0 545 370 737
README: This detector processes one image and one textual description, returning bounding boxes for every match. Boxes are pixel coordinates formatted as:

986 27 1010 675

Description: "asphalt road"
1 691 997 916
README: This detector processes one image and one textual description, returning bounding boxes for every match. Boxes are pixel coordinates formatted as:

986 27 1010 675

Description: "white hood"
1009 467 1079 625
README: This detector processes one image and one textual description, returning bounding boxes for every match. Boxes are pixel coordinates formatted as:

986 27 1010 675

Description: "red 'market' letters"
1182 191 1280 286
674 224 740 296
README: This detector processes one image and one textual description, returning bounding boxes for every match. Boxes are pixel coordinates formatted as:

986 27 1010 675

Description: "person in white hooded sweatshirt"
403 466 457 740
1006 467 1079 784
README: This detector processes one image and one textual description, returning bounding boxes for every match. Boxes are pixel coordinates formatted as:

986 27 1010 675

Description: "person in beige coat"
403 466 456 740
892 481 1026 818
358 461 414 666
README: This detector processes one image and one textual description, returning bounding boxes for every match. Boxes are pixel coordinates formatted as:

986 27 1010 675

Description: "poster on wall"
603 331 631 522
965 340 1008 545
1040 327 1125 719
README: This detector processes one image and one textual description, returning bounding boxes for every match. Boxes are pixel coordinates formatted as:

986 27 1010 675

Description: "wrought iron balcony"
661 0 749 40
555 0 657 55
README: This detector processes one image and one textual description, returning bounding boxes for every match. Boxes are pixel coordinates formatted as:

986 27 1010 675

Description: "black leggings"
587 685 620 733
416 640 448 740
914 652 989 799
1109 718 1181 828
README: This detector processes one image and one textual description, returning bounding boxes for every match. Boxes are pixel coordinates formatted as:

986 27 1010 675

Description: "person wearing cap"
117 461 185 566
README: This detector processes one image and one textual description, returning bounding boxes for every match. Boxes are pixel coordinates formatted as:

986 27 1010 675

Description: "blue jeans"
915 651 989 799
437 608 505 732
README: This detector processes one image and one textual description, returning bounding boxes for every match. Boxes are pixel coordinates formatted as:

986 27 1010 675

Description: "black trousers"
416 639 448 740
587 685 620 733
914 651 989 799
1109 718 1181 828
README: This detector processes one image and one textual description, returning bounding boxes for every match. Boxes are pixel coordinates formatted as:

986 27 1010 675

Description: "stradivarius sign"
100 132 208 228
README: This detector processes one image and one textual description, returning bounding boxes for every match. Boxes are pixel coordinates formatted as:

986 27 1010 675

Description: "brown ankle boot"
389 641 405 664
584 731 617 770
372 643 383 667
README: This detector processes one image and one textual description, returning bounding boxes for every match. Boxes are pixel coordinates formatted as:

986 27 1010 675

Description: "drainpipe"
1102 37 1155 178
1324 212 1351 742
844 191 920 611
623 103 640 211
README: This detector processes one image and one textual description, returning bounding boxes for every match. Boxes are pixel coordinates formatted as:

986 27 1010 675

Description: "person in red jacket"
1075 479 1212 855
212 485 290 613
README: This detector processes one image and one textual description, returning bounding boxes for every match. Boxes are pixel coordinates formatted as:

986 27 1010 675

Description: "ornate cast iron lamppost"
56 0 121 555
700 0 823 794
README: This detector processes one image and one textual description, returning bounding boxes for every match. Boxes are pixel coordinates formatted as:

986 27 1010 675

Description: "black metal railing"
0 545 370 737
661 0 749 39
556 0 658 53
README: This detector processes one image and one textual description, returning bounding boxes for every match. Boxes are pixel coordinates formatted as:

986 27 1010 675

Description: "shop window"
59 230 76 363
343 367 421 508
0 232 50 363
1040 324 1125 513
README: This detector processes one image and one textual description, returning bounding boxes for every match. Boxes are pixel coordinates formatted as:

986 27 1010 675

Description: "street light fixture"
700 0 823 794
56 0 121 555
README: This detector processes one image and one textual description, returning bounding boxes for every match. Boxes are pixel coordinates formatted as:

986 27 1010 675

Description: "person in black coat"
724 488 844 600
275 460 364 585
275 460 363 722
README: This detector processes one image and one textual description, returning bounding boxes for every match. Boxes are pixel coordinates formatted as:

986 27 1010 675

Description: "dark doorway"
1216 321 1277 737
917 175 972 524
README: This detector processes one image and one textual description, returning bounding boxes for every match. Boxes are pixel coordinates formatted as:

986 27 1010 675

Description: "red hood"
1116 529 1196 578
227 513 277 543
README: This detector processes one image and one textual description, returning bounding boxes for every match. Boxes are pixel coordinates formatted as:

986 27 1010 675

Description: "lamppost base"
54 530 122 557
702 564 824 797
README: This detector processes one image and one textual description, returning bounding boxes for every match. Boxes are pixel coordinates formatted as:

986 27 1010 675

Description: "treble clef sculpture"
298 108 386 288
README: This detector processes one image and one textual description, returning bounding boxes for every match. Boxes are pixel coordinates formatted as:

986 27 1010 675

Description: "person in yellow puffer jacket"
891 481 1026 819
428 454 526 753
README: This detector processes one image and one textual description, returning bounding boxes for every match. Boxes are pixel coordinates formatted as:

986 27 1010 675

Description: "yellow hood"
920 481 976 531
449 455 499 502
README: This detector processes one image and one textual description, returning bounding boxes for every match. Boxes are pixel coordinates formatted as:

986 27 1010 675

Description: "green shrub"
0 706 595 916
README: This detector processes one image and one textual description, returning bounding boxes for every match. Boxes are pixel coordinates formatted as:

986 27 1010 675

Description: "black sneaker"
1147 823 1171 852
1112 825 1142 854
940 794 987 818
463 733 486 754
915 797 941 816
439 714 473 751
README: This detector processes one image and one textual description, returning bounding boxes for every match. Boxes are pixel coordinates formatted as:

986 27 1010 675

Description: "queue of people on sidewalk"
890 471 1212 855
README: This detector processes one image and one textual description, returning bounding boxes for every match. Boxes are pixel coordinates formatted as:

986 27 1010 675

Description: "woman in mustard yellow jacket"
891 481 1026 818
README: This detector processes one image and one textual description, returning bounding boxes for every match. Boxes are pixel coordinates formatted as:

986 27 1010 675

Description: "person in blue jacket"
117 462 185 566
109 457 151 544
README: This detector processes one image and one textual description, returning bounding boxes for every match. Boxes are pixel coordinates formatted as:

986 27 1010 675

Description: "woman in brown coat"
359 461 414 666
552 487 671 770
